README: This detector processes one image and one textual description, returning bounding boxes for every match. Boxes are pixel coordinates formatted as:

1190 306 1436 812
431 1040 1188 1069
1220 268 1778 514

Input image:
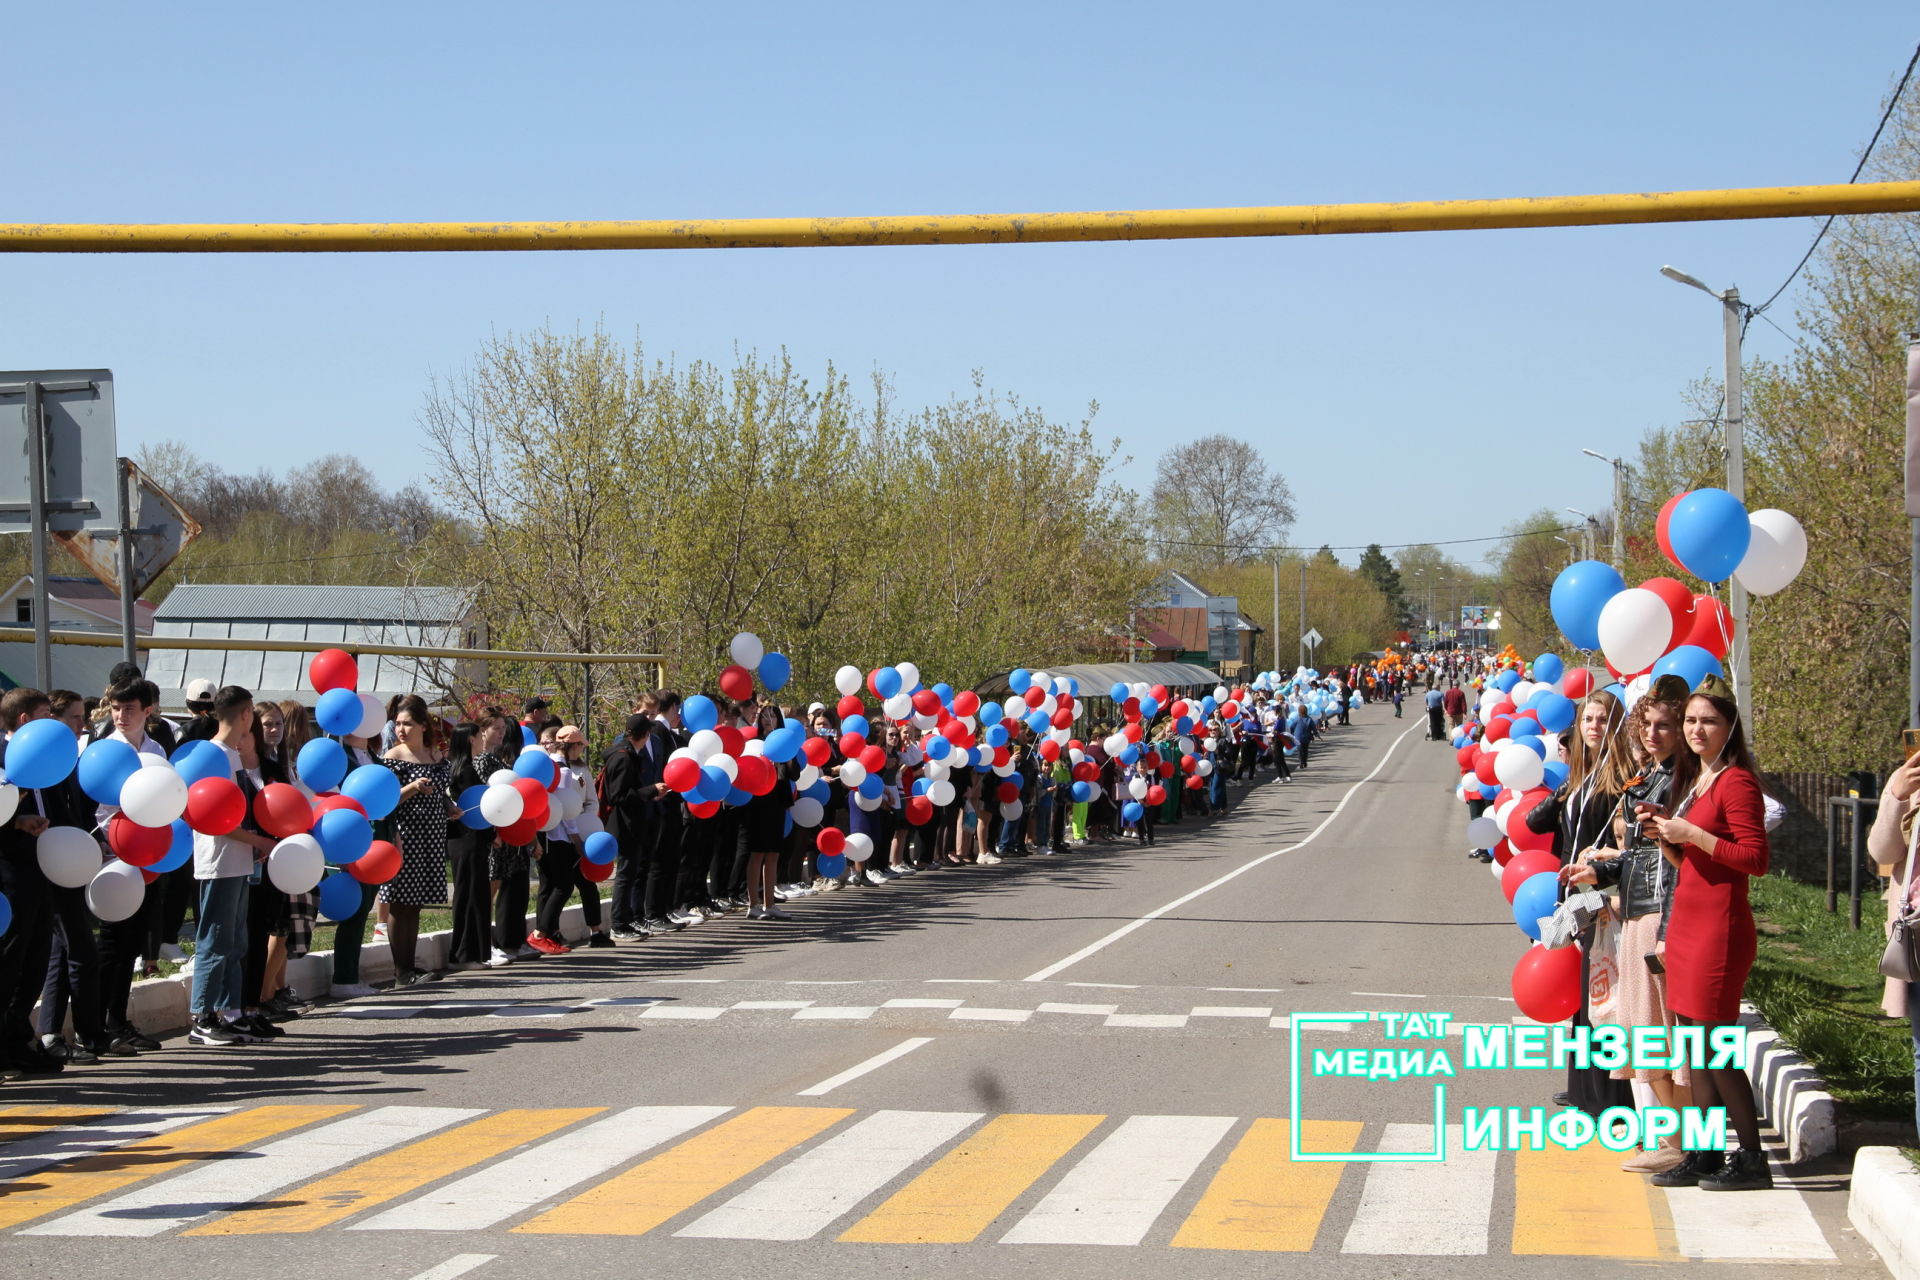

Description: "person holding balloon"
739 704 795 921
1 688 87 1074
442 722 502 969
92 676 173 1053
1636 676 1774 1192
380 695 454 988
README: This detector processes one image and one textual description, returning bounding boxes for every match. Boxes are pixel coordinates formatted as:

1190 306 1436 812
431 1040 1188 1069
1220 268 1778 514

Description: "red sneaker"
528 935 565 956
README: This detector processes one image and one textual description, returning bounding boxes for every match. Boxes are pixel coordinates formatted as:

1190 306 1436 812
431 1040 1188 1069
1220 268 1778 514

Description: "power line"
1154 526 1582 556
1749 40 1920 318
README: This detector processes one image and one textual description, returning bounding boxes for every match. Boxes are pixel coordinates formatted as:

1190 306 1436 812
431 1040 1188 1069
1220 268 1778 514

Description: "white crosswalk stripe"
0 1108 239 1184
1665 1163 1836 1261
1000 1114 1236 1245
1341 1124 1497 1255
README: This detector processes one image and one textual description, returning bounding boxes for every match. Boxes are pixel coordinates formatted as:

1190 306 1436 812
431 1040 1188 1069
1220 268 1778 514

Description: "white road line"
1000 1114 1235 1245
882 998 964 1009
1104 1013 1188 1029
926 978 1001 984
1065 981 1139 989
352 1106 731 1232
639 1005 729 1020
1036 1002 1119 1015
582 996 664 1008
24 1106 479 1237
733 1000 815 1010
489 1005 579 1018
1353 991 1428 999
788 979 863 985
1341 1124 1495 1255
0 1108 240 1184
948 1007 1033 1022
1190 1006 1273 1018
797 1037 935 1097
657 978 724 983
1023 723 1419 982
1663 1161 1836 1260
676 1109 980 1239
1209 986 1282 993
406 1254 496 1280
793 1006 877 1020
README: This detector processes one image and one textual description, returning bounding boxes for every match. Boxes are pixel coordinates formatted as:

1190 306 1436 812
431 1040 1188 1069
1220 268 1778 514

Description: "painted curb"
1851 1147 1920 1280
1739 1002 1837 1165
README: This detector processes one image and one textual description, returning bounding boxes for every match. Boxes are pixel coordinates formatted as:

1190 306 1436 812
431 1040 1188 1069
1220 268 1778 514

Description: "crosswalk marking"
839 1113 1104 1244
1000 1114 1237 1246
1035 1002 1116 1015
1664 1163 1836 1260
640 1005 728 1020
513 1106 852 1236
0 1108 238 1185
1105 1013 1187 1028
676 1109 983 1240
0 1106 114 1148
24 1106 480 1237
1511 1140 1664 1258
0 1106 352 1232
793 1006 877 1020
1190 1006 1273 1018
883 998 963 1009
1341 1125 1497 1255
1171 1119 1361 1251
948 1008 1030 1022
352 1106 731 1232
186 1108 602 1235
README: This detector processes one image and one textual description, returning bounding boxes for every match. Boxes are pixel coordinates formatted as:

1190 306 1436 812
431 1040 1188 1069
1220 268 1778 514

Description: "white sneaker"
329 982 377 999
864 869 889 886
485 949 515 968
978 853 1003 865
158 943 187 963
891 865 916 876
372 923 390 943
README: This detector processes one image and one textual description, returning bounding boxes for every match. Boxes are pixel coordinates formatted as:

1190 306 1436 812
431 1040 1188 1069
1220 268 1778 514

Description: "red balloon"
1473 752 1500 786
1684 596 1735 660
497 816 541 845
253 783 313 839
905 795 934 826
1150 684 1169 702
308 647 359 694
912 689 942 716
1049 709 1073 729
1639 577 1696 650
860 745 886 773
952 691 980 717
1022 687 1046 708
718 665 753 701
664 756 703 793
511 776 550 827
1654 491 1689 571
1501 849 1560 902
1073 761 1100 783
996 780 1021 804
1221 700 1240 718
839 733 868 759
185 776 247 836
1491 837 1514 865
1512 944 1584 1023
1180 754 1198 773
1484 715 1512 744
1185 775 1205 790
1561 668 1593 699
816 828 846 855
688 800 721 819
735 756 775 797
1146 784 1167 806
1455 744 1478 773
716 726 745 758
581 856 615 883
802 737 832 767
1038 740 1061 761
141 868 159 884
108 813 172 866
1157 761 1174 778
1510 821 1556 855
349 839 401 885
836 694 866 720
1123 723 1144 743
992 746 1011 768
311 792 368 819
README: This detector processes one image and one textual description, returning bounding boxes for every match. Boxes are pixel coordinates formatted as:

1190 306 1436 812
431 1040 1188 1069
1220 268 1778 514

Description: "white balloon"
556 788 585 822
741 739 766 758
895 661 920 690
488 768 518 788
38 826 102 888
992 760 1016 777
707 753 738 783
1490 857 1507 881
1493 743 1545 792
688 730 724 761
1002 696 1026 721
834 665 863 697
1494 797 1519 834
730 631 765 669
839 760 868 788
118 766 188 828
1196 760 1214 777
791 797 824 827
539 804 564 833
845 832 874 860
268 833 325 894
355 693 385 740
854 791 882 811
912 713 938 731
928 779 956 806
0 782 16 825
1596 588 1673 676
479 784 524 826
137 753 174 770
1001 799 1024 820
574 809 604 837
796 764 821 790
1735 508 1808 596
1127 777 1148 800
885 693 914 721
87 860 147 922
922 760 949 782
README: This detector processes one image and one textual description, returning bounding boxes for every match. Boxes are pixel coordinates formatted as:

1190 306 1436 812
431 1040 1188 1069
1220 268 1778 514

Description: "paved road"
0 711 1884 1278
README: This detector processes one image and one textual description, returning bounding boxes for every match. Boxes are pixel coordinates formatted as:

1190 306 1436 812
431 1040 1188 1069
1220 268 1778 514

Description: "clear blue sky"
4 2 1913 570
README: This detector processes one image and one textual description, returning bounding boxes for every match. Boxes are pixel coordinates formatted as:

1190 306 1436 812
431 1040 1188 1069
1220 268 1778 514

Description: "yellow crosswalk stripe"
515 1106 851 1236
186 1108 602 1236
1170 1118 1361 1251
1510 1139 1666 1258
838 1112 1104 1243
0 1106 115 1147
0 1105 353 1231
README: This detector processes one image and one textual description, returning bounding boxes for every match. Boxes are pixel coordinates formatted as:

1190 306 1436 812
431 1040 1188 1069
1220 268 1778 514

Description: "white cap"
185 677 217 703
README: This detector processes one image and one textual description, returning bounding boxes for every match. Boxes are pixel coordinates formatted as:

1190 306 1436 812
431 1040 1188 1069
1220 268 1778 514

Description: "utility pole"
1298 560 1307 670
1722 285 1751 728
1908 329 1920 730
1271 548 1281 675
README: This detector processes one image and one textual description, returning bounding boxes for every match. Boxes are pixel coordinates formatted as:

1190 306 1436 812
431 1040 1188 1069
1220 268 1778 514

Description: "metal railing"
1826 796 1880 930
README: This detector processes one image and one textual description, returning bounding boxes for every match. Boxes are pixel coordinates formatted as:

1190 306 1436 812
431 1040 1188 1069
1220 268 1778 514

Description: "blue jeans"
998 814 1024 853
192 876 250 1018
1908 982 1920 1136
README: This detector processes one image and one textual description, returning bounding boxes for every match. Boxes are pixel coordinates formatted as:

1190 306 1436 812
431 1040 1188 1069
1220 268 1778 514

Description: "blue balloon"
513 748 556 788
1122 800 1145 823
817 852 847 879
520 724 537 748
978 702 1004 727
1479 783 1501 801
873 667 903 699
762 727 802 763
911 777 931 796
699 764 733 799
1533 653 1565 686
1651 644 1724 691
1597 680 1628 705
1025 711 1050 734
76 738 142 805
316 808 373 864
932 683 953 705
1532 691 1577 735
1109 682 1130 702
170 739 229 786
683 694 719 733
759 652 792 692
0 888 10 938
842 714 870 741
858 772 884 799
1140 697 1160 719
1515 735 1548 759
584 831 618 865
1493 670 1521 693
2 719 77 790
1668 487 1751 584
315 687 363 738
1071 780 1094 803
725 785 750 807
457 784 491 829
1549 560 1627 651
1542 760 1570 791
341 763 402 820
297 737 349 793
924 735 952 760
1119 745 1141 765
1008 668 1032 694
317 873 364 922
802 779 830 803
983 724 1009 749
153 820 193 873
1512 871 1560 940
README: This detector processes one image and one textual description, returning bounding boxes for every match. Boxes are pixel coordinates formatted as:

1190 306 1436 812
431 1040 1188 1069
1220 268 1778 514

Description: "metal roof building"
146 583 481 712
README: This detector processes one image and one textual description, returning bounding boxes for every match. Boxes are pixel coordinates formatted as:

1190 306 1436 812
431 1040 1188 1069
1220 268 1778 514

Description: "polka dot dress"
380 756 451 906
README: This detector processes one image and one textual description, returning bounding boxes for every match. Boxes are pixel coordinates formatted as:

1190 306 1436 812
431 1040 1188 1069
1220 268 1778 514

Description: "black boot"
1697 1146 1772 1192
1649 1148 1726 1187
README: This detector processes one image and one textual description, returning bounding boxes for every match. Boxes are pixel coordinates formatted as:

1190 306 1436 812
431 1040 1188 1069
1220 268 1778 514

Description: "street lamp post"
1581 447 1627 572
1661 265 1751 725
1565 507 1600 562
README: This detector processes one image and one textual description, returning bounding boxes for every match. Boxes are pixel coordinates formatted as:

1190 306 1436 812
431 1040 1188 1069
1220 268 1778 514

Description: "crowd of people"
0 659 1371 1074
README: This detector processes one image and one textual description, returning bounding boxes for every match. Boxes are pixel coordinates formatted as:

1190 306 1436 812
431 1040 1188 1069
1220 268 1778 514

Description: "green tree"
1356 543 1408 626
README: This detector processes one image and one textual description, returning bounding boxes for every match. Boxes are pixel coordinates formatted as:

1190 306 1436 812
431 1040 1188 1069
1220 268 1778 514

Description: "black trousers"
609 814 650 929
535 840 579 936
1427 706 1445 740
0 857 54 1062
643 809 684 920
448 832 492 965
98 908 146 1037
38 885 103 1046
150 862 194 960
493 854 530 953
244 884 285 1009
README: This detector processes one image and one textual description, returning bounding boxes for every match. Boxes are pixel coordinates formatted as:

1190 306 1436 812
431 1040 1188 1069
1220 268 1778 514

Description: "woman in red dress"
1637 677 1771 1192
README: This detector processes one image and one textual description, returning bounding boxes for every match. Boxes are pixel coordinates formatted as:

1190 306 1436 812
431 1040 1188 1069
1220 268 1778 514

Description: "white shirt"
192 743 255 880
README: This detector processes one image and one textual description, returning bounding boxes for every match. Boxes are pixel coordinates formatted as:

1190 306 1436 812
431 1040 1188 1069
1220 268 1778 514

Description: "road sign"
52 457 202 598
1301 627 1323 648
0 370 116 531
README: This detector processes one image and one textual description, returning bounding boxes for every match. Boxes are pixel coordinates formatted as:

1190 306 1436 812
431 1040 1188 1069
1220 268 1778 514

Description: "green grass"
1747 873 1914 1120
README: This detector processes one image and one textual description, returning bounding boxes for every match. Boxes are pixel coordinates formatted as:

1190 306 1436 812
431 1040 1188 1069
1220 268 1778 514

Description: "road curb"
1851 1147 1920 1280
1739 1001 1837 1165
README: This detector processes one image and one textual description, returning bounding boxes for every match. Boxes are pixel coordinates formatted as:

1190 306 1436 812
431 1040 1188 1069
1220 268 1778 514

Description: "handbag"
1880 805 1920 981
